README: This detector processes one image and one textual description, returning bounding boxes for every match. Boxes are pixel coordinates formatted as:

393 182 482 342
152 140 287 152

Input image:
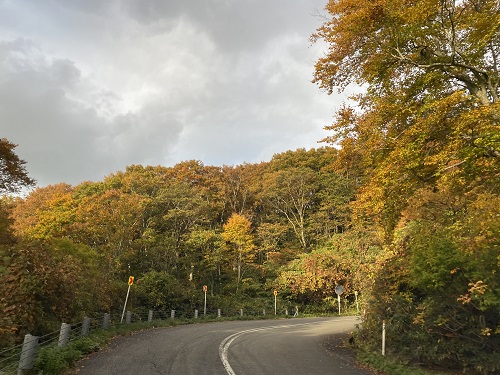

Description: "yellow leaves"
222 213 256 274
412 311 426 326
480 327 492 336
458 280 492 307
222 213 253 247
457 293 472 304
469 280 488 296
11 183 75 240
276 248 352 301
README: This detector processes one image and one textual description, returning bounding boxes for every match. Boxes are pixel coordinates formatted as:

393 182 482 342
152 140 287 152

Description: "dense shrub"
360 210 500 374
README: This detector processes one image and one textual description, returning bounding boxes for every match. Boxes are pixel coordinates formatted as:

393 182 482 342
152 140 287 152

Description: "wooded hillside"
1 148 363 337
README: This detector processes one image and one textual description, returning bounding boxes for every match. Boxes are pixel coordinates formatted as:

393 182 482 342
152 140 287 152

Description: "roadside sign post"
121 276 134 323
203 285 207 317
273 290 277 315
335 285 344 316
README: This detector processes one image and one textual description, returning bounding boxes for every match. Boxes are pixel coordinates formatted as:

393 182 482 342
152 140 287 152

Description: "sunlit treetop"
313 0 499 102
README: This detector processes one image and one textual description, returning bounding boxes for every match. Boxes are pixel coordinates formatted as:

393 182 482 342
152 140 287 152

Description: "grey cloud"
0 39 184 186
124 0 325 53
1 0 342 187
0 40 104 185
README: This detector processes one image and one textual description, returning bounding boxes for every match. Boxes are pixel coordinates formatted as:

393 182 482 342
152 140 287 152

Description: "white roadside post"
121 276 134 323
354 291 360 314
335 285 344 316
273 290 277 315
203 285 207 317
382 320 386 356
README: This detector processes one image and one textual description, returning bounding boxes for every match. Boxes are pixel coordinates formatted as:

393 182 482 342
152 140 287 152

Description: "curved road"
72 316 372 375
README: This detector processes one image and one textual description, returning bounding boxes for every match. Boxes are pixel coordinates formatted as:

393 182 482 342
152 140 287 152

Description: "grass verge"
356 349 459 375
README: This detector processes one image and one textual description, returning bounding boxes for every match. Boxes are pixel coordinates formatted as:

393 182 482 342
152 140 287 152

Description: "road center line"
218 321 328 375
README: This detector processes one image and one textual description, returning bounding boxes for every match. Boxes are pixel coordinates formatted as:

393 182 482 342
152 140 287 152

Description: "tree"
0 197 16 245
259 148 350 250
0 239 103 344
107 165 169 197
276 248 351 304
221 213 256 291
11 184 75 240
261 167 319 250
255 222 289 266
141 181 212 278
186 229 224 294
135 270 185 310
363 193 500 373
221 164 258 216
0 138 35 196
313 0 499 108
313 0 500 237
73 189 145 276
165 160 226 226
309 171 354 239
312 1 500 372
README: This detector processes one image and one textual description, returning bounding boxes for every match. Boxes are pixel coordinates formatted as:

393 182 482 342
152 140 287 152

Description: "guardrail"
0 306 298 375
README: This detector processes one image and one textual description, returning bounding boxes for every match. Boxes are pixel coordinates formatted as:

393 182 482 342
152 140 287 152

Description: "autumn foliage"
0 1 499 373
312 0 499 372
1 149 359 343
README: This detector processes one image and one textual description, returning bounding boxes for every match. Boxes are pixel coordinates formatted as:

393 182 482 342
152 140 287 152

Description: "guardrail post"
126 311 132 324
81 317 91 336
17 334 39 374
263 309 266 316
217 309 221 318
103 313 110 329
170 310 175 319
194 309 199 319
240 309 243 317
148 310 153 322
285 308 289 316
58 323 71 348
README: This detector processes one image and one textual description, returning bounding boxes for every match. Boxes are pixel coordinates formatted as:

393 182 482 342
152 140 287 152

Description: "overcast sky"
1 0 349 188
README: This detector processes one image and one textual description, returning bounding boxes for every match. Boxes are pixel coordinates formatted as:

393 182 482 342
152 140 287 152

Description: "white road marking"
218 320 336 375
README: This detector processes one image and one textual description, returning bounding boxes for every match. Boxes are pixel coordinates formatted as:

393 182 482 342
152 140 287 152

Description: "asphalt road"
72 316 373 375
